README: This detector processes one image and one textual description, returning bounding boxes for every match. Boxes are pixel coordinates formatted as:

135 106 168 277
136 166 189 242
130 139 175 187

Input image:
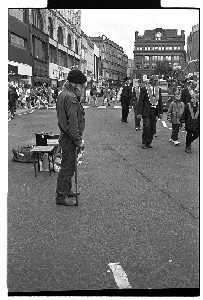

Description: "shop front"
49 63 70 87
8 62 32 86
33 59 49 86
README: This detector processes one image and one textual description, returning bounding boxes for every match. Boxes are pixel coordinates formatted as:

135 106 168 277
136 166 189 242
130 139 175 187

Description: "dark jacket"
180 102 199 132
137 86 163 117
181 88 191 106
56 89 85 147
121 85 132 106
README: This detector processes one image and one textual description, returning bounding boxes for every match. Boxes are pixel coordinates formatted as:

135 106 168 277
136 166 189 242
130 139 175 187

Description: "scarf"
188 102 199 119
146 85 159 106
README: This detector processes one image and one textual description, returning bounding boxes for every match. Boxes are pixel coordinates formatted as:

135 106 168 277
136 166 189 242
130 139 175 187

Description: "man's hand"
79 140 85 150
159 114 163 119
137 114 142 119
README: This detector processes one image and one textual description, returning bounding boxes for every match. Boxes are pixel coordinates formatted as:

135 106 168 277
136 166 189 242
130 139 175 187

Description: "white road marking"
114 106 122 108
83 106 90 108
97 106 106 108
108 262 132 289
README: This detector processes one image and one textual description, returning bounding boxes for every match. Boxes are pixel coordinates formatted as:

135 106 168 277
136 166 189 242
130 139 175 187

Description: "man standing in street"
56 70 87 206
181 80 197 106
118 77 132 123
137 75 163 149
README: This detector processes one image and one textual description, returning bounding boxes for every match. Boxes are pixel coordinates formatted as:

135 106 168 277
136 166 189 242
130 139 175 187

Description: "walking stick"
75 146 78 206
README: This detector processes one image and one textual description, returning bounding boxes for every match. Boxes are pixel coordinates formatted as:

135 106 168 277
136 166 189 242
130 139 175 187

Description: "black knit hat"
67 70 87 84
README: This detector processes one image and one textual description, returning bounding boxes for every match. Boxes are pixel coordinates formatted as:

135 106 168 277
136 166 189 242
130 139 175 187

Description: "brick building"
133 28 186 80
90 35 128 87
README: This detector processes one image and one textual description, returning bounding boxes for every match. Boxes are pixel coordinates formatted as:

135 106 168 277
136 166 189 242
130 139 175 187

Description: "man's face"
75 83 86 97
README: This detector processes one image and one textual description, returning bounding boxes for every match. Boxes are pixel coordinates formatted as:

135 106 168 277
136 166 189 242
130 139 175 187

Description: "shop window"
34 38 46 60
10 33 28 50
32 9 43 31
57 27 63 45
48 17 53 39
9 9 26 23
144 56 149 61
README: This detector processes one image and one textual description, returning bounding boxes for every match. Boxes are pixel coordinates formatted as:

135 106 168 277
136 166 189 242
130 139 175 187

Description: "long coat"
120 85 132 108
137 86 163 117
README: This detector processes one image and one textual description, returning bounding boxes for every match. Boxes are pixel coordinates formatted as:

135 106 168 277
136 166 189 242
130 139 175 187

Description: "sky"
81 9 199 59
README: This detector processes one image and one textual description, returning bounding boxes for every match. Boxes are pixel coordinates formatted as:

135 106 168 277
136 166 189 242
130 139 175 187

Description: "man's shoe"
174 140 180 146
185 146 192 154
135 127 139 131
56 198 78 206
121 119 125 122
154 134 158 137
146 144 153 148
67 191 80 198
138 127 142 130
169 138 174 142
141 144 147 149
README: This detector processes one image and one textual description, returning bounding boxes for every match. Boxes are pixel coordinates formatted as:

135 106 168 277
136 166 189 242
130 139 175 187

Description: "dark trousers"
186 131 199 147
56 134 76 200
171 124 180 141
134 107 141 128
121 102 129 122
142 108 156 145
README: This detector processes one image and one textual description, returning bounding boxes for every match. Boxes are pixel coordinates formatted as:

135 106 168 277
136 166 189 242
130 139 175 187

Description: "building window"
174 46 177 50
32 9 43 31
49 45 57 64
159 46 162 50
48 17 53 39
174 55 179 60
143 63 149 69
9 9 26 23
57 27 63 45
58 50 67 67
67 34 72 49
144 56 149 61
162 46 165 50
151 63 156 69
10 33 28 50
75 40 78 54
166 56 171 60
136 64 141 69
34 37 46 60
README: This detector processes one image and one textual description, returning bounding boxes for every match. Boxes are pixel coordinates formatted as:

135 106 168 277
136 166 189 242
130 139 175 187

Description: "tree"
153 60 173 80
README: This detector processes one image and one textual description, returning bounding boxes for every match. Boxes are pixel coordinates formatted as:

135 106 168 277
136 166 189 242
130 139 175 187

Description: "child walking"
180 91 199 154
167 88 185 146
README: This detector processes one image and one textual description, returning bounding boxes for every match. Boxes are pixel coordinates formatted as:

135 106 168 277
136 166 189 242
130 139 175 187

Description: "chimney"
181 30 185 37
135 31 139 41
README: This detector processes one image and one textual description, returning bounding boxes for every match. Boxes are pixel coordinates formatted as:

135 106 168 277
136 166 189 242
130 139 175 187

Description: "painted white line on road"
97 106 106 108
114 106 122 108
108 262 132 289
162 121 168 128
83 106 90 108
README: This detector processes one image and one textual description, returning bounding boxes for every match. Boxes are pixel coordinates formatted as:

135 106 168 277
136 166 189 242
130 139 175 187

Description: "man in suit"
137 75 163 149
181 80 197 106
119 77 132 123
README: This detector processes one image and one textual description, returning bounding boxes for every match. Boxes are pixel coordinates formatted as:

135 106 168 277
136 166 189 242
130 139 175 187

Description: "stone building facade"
133 28 186 79
185 23 199 78
89 35 128 86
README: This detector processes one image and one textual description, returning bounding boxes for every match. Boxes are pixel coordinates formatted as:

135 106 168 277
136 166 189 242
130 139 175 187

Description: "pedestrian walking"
8 86 18 119
118 77 132 123
167 87 185 146
181 80 197 106
55 69 87 206
180 91 199 154
137 75 163 149
131 83 141 130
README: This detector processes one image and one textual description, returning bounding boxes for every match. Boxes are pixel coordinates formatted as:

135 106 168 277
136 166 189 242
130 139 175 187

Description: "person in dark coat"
137 75 163 149
120 77 132 123
131 83 141 130
180 91 199 154
8 86 18 119
181 80 197 106
56 70 87 206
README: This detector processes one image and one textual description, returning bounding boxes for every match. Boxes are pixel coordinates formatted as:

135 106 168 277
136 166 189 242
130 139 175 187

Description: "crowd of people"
8 83 62 119
117 75 199 154
85 85 119 107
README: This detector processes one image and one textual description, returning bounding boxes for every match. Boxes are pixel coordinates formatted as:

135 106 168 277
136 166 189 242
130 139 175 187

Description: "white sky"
81 9 199 59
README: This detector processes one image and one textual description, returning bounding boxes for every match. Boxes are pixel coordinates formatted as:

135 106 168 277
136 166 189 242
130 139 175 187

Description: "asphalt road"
7 103 199 295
